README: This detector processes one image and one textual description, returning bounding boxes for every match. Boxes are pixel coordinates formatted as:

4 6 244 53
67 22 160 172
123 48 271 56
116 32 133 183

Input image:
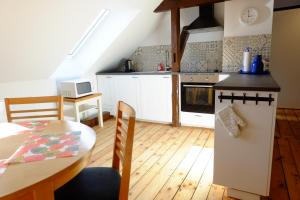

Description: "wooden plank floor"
88 109 300 200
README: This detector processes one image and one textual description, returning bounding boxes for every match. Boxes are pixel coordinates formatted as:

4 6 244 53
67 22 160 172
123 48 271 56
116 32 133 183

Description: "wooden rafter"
156 0 228 126
155 0 227 13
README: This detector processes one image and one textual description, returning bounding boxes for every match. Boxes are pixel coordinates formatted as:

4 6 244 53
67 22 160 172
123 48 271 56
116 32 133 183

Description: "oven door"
181 83 215 114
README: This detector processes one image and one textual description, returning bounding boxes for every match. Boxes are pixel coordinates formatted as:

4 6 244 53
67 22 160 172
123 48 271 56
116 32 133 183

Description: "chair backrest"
112 101 136 200
4 96 64 122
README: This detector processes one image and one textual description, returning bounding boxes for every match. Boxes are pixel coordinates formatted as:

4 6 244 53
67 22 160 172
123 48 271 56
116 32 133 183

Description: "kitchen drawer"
180 112 215 128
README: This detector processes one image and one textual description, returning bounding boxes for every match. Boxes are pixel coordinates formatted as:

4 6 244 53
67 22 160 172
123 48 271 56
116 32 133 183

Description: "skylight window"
68 9 110 56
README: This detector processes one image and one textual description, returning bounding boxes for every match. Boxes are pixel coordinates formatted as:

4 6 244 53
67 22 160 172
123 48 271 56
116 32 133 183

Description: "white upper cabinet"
97 74 172 123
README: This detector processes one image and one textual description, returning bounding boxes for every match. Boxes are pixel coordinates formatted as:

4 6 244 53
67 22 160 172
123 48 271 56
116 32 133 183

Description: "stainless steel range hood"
186 4 223 34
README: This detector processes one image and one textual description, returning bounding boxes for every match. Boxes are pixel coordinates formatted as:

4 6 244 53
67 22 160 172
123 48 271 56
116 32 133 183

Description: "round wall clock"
240 7 259 25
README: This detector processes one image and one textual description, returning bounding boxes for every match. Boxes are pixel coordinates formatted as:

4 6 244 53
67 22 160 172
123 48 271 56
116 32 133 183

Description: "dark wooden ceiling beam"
155 0 227 13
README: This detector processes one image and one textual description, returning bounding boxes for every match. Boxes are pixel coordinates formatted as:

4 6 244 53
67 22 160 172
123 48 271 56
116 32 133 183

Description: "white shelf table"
64 93 103 127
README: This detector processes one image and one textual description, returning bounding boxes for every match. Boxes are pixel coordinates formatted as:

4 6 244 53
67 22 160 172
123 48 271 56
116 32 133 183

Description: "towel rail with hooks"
218 92 274 106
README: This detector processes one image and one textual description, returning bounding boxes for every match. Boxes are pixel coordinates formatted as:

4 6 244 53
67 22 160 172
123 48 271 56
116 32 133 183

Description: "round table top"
0 120 96 198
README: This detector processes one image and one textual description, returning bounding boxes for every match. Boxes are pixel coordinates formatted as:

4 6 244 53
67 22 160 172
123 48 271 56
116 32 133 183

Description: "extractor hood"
186 4 223 34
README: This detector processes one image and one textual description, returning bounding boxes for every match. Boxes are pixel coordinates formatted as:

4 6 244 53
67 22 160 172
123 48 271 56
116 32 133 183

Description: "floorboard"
88 108 300 200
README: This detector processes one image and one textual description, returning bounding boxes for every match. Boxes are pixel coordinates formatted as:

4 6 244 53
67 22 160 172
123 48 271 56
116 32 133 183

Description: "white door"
140 75 172 123
97 75 115 115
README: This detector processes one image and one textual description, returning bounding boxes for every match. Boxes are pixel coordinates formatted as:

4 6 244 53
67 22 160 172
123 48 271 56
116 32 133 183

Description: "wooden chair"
55 101 136 200
4 96 64 122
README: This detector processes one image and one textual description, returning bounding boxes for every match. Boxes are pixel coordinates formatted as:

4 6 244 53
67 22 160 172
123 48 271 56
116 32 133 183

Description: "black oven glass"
181 83 215 114
76 82 92 95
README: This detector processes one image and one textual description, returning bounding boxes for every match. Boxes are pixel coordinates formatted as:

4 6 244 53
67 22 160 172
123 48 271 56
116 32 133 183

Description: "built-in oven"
181 82 215 114
180 73 219 114
180 73 220 128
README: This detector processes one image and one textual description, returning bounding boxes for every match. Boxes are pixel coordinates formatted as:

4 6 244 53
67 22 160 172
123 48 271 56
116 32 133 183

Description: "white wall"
224 0 274 37
271 8 300 109
141 3 225 46
0 79 57 99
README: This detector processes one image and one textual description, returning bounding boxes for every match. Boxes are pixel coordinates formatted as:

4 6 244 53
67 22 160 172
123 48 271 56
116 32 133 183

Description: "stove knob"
190 77 193 81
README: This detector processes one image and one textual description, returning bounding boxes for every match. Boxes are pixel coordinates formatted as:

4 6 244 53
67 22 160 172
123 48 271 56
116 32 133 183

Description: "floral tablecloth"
16 120 49 131
0 129 81 176
9 131 81 163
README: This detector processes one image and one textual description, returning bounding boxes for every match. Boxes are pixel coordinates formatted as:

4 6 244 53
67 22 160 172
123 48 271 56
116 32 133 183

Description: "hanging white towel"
216 106 247 137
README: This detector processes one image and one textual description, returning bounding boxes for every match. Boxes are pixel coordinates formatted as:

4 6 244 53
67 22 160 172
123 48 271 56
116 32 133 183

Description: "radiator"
0 100 7 122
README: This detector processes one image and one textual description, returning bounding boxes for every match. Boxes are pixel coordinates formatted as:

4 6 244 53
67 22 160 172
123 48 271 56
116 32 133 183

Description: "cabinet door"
213 90 278 196
97 75 115 115
113 76 141 118
140 75 172 123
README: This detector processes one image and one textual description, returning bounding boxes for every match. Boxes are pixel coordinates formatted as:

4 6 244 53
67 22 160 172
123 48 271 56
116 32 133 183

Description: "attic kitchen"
96 1 281 199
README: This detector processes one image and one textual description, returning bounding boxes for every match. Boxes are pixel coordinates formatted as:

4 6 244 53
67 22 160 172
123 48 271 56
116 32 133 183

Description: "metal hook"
220 92 223 103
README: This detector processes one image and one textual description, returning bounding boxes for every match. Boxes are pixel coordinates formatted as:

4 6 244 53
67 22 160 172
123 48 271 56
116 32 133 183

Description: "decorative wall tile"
222 34 272 72
130 34 272 73
130 41 223 73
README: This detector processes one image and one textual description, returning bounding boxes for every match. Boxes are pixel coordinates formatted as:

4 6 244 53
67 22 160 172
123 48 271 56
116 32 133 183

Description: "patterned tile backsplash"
223 34 272 72
130 34 272 73
130 41 223 73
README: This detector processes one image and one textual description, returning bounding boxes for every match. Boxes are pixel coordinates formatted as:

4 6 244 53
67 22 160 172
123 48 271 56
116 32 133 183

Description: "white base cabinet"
213 90 278 199
97 74 172 123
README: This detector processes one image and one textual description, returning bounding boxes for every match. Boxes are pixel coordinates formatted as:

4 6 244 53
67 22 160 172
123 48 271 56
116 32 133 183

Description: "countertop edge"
213 86 281 92
96 72 173 75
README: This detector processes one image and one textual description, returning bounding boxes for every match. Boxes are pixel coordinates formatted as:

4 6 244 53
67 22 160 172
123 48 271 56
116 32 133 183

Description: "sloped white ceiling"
0 0 163 82
0 0 106 82
52 0 164 79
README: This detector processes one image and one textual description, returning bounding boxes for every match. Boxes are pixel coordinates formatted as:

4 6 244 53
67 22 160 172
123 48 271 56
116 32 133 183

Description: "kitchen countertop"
214 73 281 92
96 71 172 75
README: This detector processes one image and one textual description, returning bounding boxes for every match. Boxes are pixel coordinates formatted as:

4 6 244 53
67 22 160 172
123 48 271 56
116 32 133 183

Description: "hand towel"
216 106 246 137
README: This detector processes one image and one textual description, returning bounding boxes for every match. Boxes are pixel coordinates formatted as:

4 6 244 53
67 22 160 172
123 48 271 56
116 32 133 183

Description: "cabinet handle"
195 114 203 118
106 76 112 79
163 76 170 79
132 77 139 79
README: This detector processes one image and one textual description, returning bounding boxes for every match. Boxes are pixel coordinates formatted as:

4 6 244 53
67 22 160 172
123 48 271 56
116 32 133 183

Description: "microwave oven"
60 79 94 98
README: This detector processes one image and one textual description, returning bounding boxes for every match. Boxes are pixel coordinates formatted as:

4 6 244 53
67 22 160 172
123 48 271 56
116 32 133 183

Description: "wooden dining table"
0 120 96 200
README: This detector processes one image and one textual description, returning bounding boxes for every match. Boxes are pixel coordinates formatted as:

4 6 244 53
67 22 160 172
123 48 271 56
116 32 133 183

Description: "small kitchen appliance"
60 79 94 98
124 59 134 72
